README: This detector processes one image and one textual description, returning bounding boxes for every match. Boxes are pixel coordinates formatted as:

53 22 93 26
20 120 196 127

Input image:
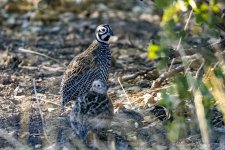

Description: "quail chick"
211 107 225 133
60 24 113 107
69 80 114 140
148 105 173 121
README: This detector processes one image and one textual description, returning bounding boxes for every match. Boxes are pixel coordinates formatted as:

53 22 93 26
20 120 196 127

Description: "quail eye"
100 28 106 32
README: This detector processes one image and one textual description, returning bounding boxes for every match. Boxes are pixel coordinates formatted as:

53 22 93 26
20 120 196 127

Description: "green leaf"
214 67 225 81
174 75 192 99
147 44 160 60
166 116 185 141
154 0 174 8
158 90 174 110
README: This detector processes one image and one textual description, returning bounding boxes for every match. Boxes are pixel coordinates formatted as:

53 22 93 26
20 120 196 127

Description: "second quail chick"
211 106 225 133
148 105 173 121
69 80 114 140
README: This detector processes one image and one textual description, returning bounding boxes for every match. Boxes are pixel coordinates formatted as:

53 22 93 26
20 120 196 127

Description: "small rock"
14 86 24 96
127 86 141 93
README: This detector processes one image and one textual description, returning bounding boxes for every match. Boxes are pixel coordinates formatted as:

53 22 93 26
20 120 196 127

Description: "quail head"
60 24 113 107
69 80 114 139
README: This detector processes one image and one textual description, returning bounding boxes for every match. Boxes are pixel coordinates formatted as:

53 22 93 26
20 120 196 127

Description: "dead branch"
18 47 60 63
121 66 156 82
41 65 65 72
18 65 39 70
32 79 51 144
151 65 185 89
40 98 61 107
121 71 147 82
195 60 205 80
117 77 133 108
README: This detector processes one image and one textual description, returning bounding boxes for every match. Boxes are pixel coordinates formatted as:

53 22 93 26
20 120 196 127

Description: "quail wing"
60 42 100 106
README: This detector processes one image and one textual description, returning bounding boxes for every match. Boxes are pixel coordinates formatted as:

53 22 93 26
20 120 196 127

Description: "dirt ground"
0 0 225 150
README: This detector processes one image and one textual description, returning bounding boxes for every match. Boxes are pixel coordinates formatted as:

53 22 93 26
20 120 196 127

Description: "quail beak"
106 85 109 91
109 29 114 36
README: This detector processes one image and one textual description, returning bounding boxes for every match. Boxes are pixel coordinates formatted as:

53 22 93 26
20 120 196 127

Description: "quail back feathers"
60 24 113 107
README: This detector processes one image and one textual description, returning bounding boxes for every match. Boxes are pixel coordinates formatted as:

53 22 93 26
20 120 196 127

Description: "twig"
18 47 60 63
182 9 210 149
184 9 193 30
193 90 210 149
33 79 45 123
151 65 184 89
120 66 156 82
121 71 147 82
176 9 193 59
117 77 133 108
31 93 61 107
41 99 61 107
41 65 65 72
195 60 205 79
18 64 65 72
18 65 39 70
32 79 50 144
168 58 175 72
184 60 195 75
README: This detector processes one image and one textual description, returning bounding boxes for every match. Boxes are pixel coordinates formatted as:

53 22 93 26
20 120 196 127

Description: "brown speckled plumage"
60 24 113 106
69 80 114 139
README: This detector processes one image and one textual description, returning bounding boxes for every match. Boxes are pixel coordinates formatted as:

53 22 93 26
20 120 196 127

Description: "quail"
148 105 173 121
69 80 114 140
211 107 225 133
60 24 113 107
